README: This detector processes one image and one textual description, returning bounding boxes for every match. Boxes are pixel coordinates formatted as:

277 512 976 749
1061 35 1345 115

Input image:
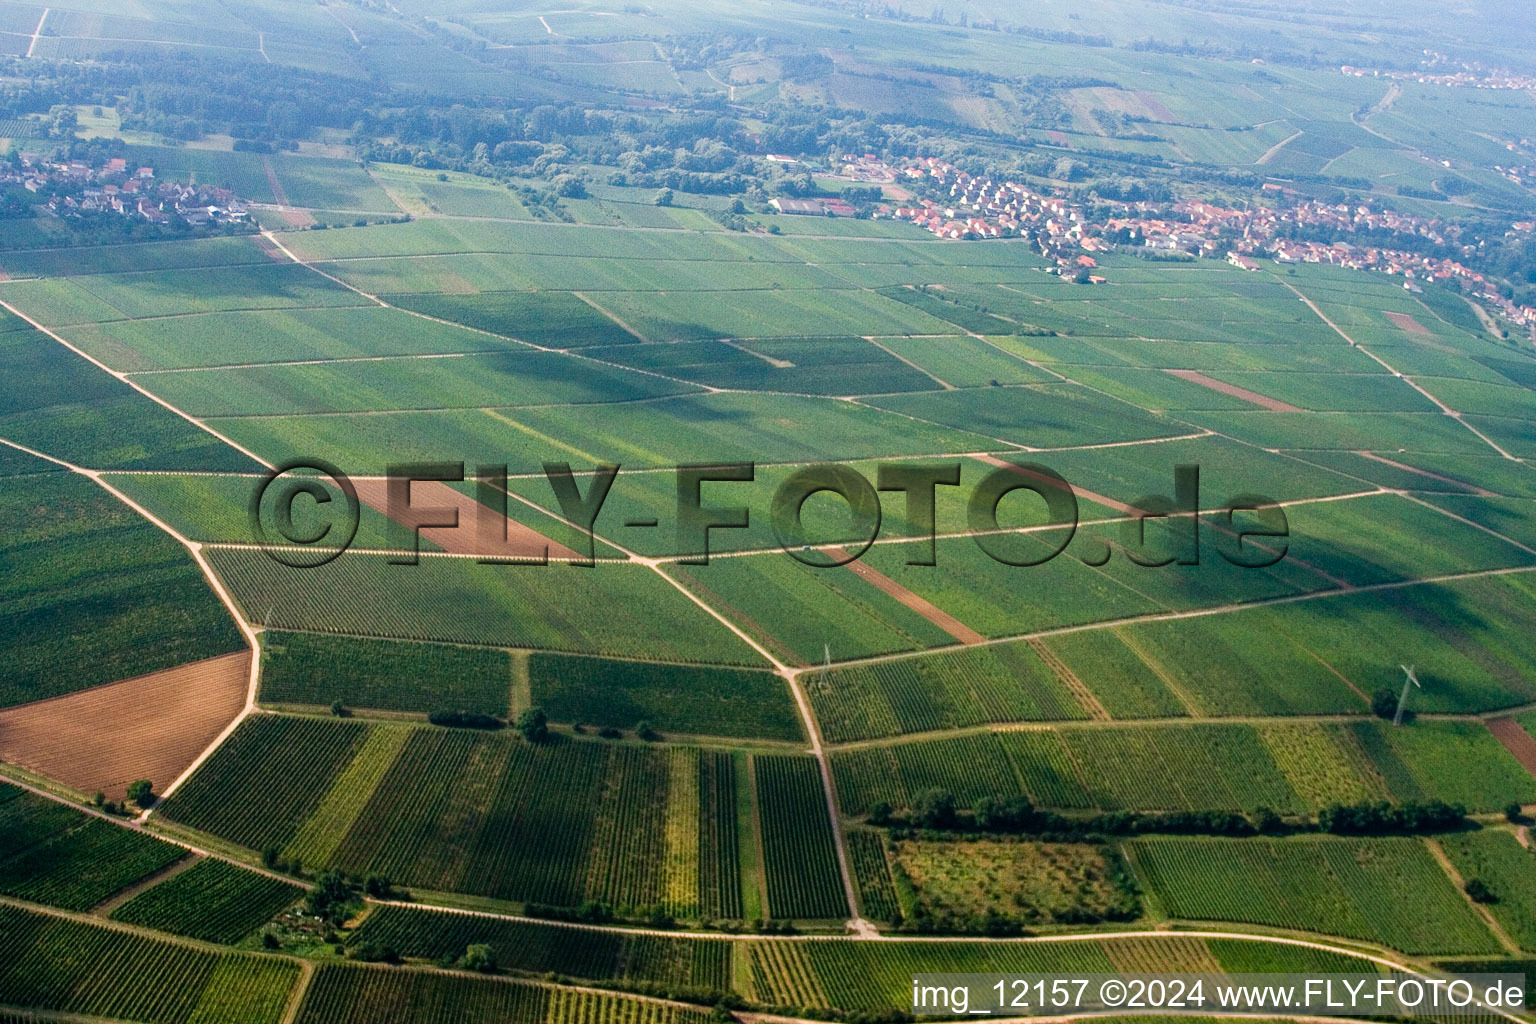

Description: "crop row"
0 903 297 1024
112 857 303 944
830 719 1536 816
754 755 847 920
158 714 369 853
1130 836 1501 954
261 632 514 716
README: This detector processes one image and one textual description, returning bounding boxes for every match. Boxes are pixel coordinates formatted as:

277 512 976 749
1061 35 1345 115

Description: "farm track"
1273 277 1518 460
24 8 47 57
819 703 1536 753
1027 638 1110 720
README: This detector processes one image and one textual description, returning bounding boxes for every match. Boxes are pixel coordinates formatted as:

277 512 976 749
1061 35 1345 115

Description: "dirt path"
1027 638 1109 720
1356 451 1495 495
1273 277 1518 460
91 852 203 916
572 291 647 341
349 477 583 561
0 652 249 800
25 8 48 57
1164 368 1304 412
1487 717 1536 776
1257 129 1304 166
261 156 314 228
823 546 986 645
1424 837 1520 954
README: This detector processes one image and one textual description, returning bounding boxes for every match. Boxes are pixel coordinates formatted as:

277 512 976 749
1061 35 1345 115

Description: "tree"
460 943 497 973
910 788 957 829
126 780 154 808
1465 878 1498 905
1250 806 1284 835
1506 802 1524 823
306 870 354 923
516 707 549 744
1370 687 1398 720
635 720 659 741
654 187 673 207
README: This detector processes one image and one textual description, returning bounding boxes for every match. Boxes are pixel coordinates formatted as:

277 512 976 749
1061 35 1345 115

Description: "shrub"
429 710 503 730
460 943 497 973
516 708 549 743
126 779 154 808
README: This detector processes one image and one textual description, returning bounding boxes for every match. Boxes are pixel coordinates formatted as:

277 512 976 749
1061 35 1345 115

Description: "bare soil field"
975 454 1147 517
823 545 986 645
1164 368 1304 412
0 651 249 799
1487 717 1536 776
1384 310 1430 334
351 477 582 560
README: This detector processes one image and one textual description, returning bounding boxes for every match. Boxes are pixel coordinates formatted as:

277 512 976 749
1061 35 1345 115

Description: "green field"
260 632 515 716
157 715 370 853
0 457 246 708
754 754 847 920
528 652 802 741
111 858 303 945
1130 835 1502 954
0 902 299 1024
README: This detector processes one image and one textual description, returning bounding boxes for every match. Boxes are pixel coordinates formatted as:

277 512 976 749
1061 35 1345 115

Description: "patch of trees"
870 789 1474 839
428 710 503 730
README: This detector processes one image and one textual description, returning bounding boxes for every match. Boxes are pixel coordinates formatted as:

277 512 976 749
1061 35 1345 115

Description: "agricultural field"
890 839 1140 932
0 902 299 1024
207 720 757 916
0 454 246 709
0 650 249 801
111 858 304 945
156 714 371 853
753 755 848 920
260 632 515 716
350 905 733 992
1130 836 1502 954
829 718 1534 817
6 0 1536 1010
528 652 801 741
1437 830 1536 952
293 964 710 1024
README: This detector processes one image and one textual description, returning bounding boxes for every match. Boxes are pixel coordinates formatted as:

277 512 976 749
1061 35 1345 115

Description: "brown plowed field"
351 477 582 560
975 454 1148 517
822 545 986 645
0 651 249 799
1164 369 1304 412
1384 310 1430 334
1487 717 1536 776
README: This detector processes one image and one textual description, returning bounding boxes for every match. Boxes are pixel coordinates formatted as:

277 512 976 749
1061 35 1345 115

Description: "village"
2 154 250 226
808 154 1536 331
